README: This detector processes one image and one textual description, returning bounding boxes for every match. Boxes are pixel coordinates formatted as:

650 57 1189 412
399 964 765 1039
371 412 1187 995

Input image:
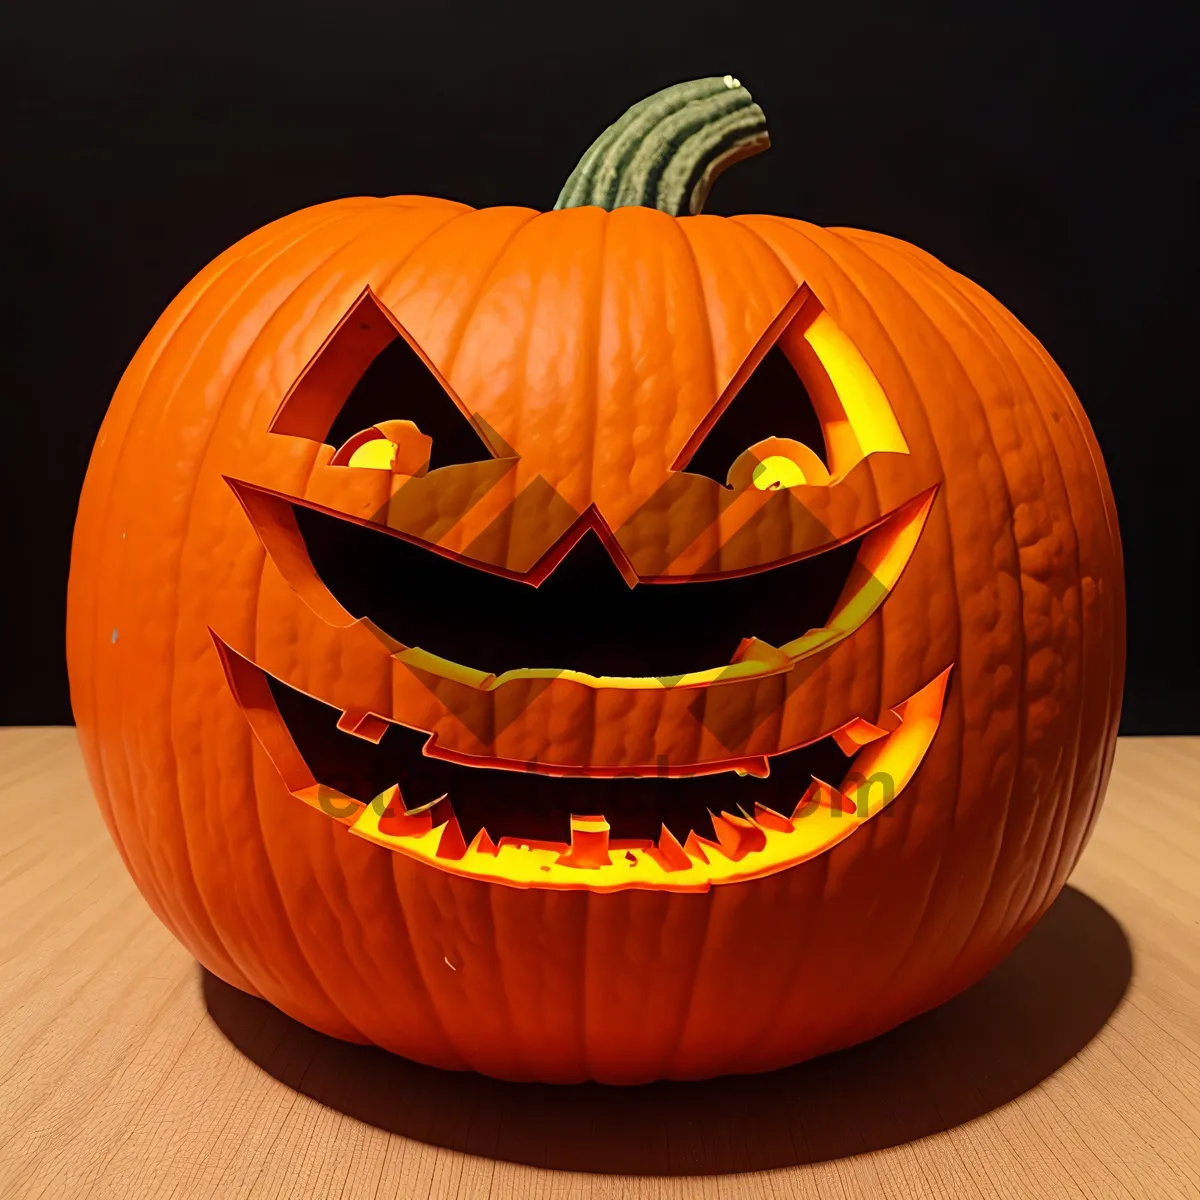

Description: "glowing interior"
347 438 397 470
279 666 953 892
781 305 909 478
752 455 807 490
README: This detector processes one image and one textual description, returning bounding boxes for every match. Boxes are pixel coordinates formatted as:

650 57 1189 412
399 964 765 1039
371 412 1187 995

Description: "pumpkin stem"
553 77 770 216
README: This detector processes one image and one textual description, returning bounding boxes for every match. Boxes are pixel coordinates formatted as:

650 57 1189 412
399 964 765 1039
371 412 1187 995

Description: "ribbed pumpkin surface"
66 197 1123 1082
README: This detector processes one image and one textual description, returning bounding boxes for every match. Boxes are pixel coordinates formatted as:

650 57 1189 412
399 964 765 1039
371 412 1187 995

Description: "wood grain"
0 728 1197 1198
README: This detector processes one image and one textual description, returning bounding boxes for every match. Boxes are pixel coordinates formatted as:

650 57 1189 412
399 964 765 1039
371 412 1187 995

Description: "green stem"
554 77 769 217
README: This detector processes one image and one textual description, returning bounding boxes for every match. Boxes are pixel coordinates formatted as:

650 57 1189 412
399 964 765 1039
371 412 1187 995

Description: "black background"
3 0 1196 730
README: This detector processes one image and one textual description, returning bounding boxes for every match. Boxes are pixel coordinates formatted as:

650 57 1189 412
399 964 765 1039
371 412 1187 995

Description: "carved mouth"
268 666 852 844
233 483 936 690
218 466 944 890
215 638 950 892
293 507 864 680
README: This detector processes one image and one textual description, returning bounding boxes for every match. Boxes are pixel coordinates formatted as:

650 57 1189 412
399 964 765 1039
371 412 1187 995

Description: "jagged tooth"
729 636 790 669
799 777 858 816
753 802 794 832
376 782 435 837
435 815 468 860
683 830 712 864
831 728 857 757
336 707 390 744
793 779 822 818
793 777 856 817
710 811 768 861
810 778 837 813
467 827 499 856
337 708 362 735
555 814 612 869
654 824 692 872
832 717 889 756
371 783 402 816
737 802 782 831
736 756 770 779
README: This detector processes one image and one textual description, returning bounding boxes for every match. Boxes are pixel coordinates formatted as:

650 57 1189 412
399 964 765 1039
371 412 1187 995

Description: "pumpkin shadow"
202 884 1130 1175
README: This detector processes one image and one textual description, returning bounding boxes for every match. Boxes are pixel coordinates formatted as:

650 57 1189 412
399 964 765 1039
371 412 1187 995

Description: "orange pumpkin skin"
66 196 1123 1084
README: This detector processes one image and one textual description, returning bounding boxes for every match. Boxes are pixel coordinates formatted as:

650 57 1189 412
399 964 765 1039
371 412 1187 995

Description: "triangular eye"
326 333 494 471
681 344 828 486
271 290 501 469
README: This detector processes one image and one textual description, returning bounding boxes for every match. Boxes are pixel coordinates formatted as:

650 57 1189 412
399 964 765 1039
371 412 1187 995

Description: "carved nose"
530 509 638 589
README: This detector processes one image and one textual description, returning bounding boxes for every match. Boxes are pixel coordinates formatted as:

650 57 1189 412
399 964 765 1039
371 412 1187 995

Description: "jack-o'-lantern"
67 78 1123 1084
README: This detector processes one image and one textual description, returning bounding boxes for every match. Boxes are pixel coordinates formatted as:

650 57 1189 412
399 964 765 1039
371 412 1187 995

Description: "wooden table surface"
1 729 1197 1199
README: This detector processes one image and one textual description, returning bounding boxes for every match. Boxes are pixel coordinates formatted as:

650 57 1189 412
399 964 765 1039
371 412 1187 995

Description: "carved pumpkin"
67 78 1123 1084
